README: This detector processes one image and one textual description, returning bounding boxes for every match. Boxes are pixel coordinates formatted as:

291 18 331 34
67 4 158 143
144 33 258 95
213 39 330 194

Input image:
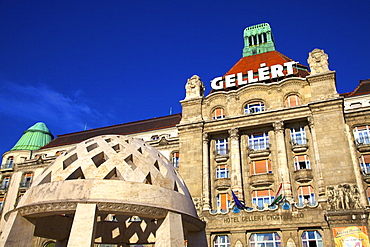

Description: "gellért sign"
211 61 298 90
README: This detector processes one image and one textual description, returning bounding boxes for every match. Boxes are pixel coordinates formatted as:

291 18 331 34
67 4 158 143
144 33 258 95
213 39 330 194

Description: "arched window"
245 101 265 114
252 189 274 209
214 235 230 247
301 231 323 247
298 186 315 206
294 155 310 170
212 108 225 120
250 232 281 246
285 94 301 107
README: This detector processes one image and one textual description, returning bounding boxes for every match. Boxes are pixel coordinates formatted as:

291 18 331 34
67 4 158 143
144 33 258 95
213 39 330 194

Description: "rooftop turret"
242 23 276 57
11 122 53 151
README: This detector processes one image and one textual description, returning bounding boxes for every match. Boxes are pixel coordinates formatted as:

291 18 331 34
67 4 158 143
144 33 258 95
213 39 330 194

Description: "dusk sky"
0 0 369 156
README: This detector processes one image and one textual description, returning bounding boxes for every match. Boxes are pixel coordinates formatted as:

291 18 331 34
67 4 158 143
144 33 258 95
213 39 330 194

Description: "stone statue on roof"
185 75 205 100
307 48 330 75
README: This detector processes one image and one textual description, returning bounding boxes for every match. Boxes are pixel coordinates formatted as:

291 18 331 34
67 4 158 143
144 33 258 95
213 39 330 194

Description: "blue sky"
0 0 369 156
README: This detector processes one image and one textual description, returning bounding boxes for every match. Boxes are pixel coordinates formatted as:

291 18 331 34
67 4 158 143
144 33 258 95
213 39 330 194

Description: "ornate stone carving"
307 116 314 127
228 128 239 141
326 184 362 210
307 49 330 75
286 238 296 247
202 132 209 144
185 75 205 100
273 121 284 133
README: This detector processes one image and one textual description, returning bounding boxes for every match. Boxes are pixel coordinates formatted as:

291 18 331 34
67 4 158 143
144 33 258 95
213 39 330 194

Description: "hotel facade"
0 23 370 247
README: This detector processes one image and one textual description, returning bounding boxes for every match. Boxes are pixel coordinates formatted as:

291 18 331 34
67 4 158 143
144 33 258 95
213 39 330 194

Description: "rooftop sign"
211 61 298 90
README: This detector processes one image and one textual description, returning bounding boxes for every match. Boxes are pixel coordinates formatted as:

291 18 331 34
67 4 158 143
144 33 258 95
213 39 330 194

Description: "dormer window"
212 108 225 120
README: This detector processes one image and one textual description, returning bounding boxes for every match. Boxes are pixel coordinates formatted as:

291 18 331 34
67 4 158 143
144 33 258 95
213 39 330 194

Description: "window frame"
248 132 270 151
298 186 315 206
171 152 179 168
215 138 228 155
294 155 311 170
252 189 274 209
285 94 301 107
244 101 265 114
359 154 370 175
212 108 226 120
216 164 230 179
213 235 231 247
290 127 307 145
301 230 323 247
353 125 370 145
250 159 272 175
216 193 231 212
249 232 281 247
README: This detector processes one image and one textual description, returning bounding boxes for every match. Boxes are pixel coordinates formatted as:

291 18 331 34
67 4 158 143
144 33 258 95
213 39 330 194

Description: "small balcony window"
216 164 230 179
248 132 269 151
215 139 228 155
353 126 370 145
291 127 307 145
294 155 310 170
359 155 370 175
298 186 315 206
252 189 274 209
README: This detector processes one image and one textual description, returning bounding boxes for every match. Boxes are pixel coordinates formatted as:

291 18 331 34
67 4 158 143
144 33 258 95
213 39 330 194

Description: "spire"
11 122 54 151
242 23 276 57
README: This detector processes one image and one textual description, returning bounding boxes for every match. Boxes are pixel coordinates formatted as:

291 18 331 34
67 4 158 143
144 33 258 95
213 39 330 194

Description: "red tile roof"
341 79 370 97
40 114 182 149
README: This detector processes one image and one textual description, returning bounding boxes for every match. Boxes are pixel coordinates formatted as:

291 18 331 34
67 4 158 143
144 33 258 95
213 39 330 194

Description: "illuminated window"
301 231 323 247
294 155 310 170
298 186 315 206
212 108 225 120
216 164 230 179
214 235 230 247
290 127 307 145
249 232 281 247
248 132 269 150
215 139 228 155
171 152 179 168
359 155 370 175
285 95 301 107
20 173 33 189
216 193 231 212
252 190 274 209
250 159 272 175
245 102 265 114
353 126 370 145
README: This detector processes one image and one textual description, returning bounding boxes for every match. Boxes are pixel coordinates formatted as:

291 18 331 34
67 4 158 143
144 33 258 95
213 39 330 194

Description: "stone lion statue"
307 49 330 74
185 75 204 99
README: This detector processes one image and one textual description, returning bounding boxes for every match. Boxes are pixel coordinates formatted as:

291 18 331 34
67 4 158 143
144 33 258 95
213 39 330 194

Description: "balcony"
0 162 14 171
293 169 313 183
356 141 370 152
214 178 231 190
249 173 274 187
291 141 308 152
248 148 270 158
214 149 229 162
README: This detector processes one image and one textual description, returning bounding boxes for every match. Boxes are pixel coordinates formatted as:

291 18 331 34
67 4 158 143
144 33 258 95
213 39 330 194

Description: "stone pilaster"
156 211 185 247
273 121 292 200
67 203 97 247
202 132 210 210
228 128 243 201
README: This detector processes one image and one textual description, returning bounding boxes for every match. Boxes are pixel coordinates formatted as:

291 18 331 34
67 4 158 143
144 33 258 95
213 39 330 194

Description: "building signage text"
211 61 298 90
223 212 304 224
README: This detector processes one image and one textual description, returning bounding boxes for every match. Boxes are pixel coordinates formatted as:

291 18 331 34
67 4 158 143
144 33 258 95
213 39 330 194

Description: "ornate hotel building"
1 23 370 247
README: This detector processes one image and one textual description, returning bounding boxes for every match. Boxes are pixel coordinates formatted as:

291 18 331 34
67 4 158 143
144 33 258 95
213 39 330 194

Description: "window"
285 94 301 107
294 155 310 170
216 164 230 179
291 127 307 145
20 173 33 188
3 156 14 169
298 186 315 206
0 198 3 212
150 135 159 141
252 190 274 209
301 231 323 247
359 155 370 175
245 102 265 114
0 176 10 191
250 159 272 175
214 235 230 247
353 126 370 145
216 193 231 212
249 232 281 247
248 133 269 150
171 152 179 168
212 108 225 120
367 187 370 204
215 139 228 155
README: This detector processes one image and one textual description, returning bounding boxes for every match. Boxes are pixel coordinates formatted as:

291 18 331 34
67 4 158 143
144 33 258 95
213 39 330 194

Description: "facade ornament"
273 121 284 133
202 132 209 144
307 49 330 75
228 128 239 141
326 184 362 210
286 238 296 247
185 75 205 100
307 116 314 127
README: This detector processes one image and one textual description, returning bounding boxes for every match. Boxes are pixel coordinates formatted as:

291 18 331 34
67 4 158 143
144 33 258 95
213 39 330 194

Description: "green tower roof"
11 122 54 151
242 23 276 57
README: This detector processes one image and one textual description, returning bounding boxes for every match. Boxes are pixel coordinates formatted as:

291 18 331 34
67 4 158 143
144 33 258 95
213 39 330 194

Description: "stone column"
273 121 292 200
67 203 97 247
0 211 35 246
228 128 244 202
307 116 326 200
156 211 184 247
202 132 210 210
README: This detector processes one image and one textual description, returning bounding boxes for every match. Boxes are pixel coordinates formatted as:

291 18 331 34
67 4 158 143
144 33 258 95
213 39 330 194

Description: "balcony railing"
356 137 370 146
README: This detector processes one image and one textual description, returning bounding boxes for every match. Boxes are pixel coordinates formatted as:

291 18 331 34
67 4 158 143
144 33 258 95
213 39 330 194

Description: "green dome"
11 122 54 151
